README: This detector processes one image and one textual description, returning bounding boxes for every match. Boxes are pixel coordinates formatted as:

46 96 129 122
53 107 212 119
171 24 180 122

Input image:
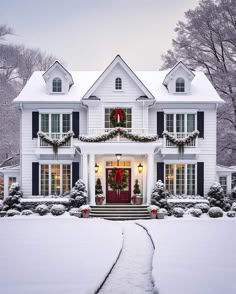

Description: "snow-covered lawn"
0 217 123 294
137 218 236 294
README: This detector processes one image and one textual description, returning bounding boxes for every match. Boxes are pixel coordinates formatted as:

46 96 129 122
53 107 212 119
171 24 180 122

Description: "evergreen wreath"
108 168 128 191
162 130 199 154
110 108 126 127
38 131 74 155
79 127 158 142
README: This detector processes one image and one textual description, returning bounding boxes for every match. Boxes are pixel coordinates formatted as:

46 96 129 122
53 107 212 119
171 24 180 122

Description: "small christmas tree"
133 179 141 195
95 178 103 195
69 179 88 208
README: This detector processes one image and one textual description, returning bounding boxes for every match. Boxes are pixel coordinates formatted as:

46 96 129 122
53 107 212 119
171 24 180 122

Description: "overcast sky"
0 0 199 70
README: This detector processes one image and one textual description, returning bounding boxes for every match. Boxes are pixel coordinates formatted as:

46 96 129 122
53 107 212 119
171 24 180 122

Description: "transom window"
115 77 122 90
165 113 196 133
40 113 71 134
165 163 196 195
52 78 62 93
219 176 227 195
105 108 132 128
106 161 131 167
40 164 71 196
176 77 185 92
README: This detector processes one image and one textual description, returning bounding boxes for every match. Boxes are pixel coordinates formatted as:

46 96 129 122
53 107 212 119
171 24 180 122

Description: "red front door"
106 168 131 203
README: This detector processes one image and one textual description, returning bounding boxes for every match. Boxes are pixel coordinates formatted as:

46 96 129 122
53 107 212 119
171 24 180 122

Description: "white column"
89 153 96 205
82 153 88 192
146 152 154 204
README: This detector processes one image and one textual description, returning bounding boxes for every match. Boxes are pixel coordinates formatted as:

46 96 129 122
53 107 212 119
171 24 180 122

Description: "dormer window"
115 77 122 90
52 78 62 93
175 77 185 93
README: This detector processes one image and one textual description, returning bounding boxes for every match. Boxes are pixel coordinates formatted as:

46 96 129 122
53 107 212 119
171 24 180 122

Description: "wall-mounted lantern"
138 163 143 173
95 163 99 173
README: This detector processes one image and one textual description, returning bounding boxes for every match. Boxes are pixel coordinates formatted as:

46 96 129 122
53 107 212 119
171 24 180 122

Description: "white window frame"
114 77 123 91
104 108 132 129
39 113 72 135
52 77 62 93
164 113 197 133
219 176 227 195
175 77 185 93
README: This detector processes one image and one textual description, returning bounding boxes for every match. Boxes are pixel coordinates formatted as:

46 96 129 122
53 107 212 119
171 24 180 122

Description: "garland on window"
162 130 199 154
79 128 158 143
110 109 126 127
37 131 74 155
108 168 128 191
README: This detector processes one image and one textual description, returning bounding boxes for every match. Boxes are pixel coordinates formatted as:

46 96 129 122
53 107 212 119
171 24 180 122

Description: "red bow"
83 209 88 215
113 168 123 183
97 195 102 203
132 196 137 204
113 109 124 122
151 209 156 215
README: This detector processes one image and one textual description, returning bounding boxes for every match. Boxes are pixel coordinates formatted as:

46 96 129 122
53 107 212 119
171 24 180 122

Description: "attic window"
175 78 185 93
115 77 122 90
52 78 62 93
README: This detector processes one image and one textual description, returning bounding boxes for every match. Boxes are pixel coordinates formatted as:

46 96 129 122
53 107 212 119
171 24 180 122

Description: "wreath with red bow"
110 108 126 127
108 168 128 190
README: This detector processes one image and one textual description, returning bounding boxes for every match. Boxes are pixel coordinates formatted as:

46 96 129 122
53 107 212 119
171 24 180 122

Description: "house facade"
1 55 233 203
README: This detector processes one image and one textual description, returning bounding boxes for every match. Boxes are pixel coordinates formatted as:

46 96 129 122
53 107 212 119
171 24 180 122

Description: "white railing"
39 133 73 147
164 132 197 147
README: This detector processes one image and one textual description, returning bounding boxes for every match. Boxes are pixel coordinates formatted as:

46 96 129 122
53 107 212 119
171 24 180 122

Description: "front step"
90 205 150 220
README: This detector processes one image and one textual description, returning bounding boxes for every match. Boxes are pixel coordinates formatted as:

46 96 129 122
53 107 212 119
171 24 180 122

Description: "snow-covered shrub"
159 208 168 216
3 182 23 211
172 207 184 218
79 205 91 218
231 202 236 212
21 210 33 216
0 200 3 211
227 211 236 218
35 204 49 216
231 187 236 199
190 208 202 218
69 208 81 217
194 203 210 213
208 182 224 200
208 207 223 218
51 204 66 216
151 180 169 209
69 179 88 208
6 209 20 217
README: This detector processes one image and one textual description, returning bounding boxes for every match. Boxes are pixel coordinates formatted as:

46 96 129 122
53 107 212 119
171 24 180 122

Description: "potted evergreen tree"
131 179 142 205
95 178 104 205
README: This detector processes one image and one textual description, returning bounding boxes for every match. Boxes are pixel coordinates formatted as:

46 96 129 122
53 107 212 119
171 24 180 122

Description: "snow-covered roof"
13 67 224 104
216 165 236 173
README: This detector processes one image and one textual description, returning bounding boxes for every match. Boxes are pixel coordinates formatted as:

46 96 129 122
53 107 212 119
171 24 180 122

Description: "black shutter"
157 112 164 137
72 162 80 187
157 162 164 182
32 112 39 139
72 112 80 138
32 162 39 195
197 112 204 138
197 162 204 196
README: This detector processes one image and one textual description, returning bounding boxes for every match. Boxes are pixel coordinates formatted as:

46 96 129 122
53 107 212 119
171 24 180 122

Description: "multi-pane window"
176 77 185 92
40 164 71 196
41 114 49 132
219 176 227 195
166 114 174 132
165 163 196 195
115 77 122 90
40 113 71 134
51 114 60 133
176 114 184 133
52 78 62 92
8 177 16 189
105 108 132 128
165 113 196 133
63 114 71 133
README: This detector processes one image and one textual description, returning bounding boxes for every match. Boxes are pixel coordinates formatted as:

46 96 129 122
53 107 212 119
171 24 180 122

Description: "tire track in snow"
98 222 155 294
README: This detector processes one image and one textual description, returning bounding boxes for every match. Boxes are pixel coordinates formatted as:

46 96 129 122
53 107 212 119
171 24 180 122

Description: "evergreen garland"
108 168 128 191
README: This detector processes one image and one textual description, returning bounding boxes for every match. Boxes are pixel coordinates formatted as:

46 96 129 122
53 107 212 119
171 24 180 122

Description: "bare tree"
161 0 236 165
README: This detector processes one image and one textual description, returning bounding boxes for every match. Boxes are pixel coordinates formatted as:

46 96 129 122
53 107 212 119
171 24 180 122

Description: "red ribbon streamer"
113 109 124 122
113 168 123 183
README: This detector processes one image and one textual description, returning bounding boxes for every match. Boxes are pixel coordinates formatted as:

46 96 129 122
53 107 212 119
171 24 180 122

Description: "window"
115 77 122 90
8 177 16 189
219 176 227 195
165 163 196 195
165 113 196 134
105 108 132 129
106 161 131 167
176 77 185 92
40 113 71 135
40 164 71 196
52 78 62 92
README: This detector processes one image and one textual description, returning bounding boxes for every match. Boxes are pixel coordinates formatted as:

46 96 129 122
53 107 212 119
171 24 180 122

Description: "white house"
1 55 234 203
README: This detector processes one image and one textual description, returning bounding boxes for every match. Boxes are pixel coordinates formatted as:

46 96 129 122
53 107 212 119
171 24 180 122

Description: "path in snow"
98 222 154 294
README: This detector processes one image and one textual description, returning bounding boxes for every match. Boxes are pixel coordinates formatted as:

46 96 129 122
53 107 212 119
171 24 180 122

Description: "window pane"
8 177 17 190
176 78 185 92
187 114 195 132
104 108 132 128
41 114 49 133
62 165 71 194
176 164 185 195
219 176 227 195
176 114 185 133
41 165 49 196
187 164 196 195
63 114 71 133
52 78 62 92
166 114 174 132
165 164 174 194
115 77 122 90
51 114 60 133
51 164 60 195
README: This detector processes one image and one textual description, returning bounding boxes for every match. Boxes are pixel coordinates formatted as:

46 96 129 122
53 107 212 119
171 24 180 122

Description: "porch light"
95 163 99 173
115 154 122 161
138 163 143 173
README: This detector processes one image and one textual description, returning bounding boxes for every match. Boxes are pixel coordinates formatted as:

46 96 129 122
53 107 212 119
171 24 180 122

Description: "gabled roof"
216 165 236 173
43 61 74 86
83 55 155 99
163 61 195 86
